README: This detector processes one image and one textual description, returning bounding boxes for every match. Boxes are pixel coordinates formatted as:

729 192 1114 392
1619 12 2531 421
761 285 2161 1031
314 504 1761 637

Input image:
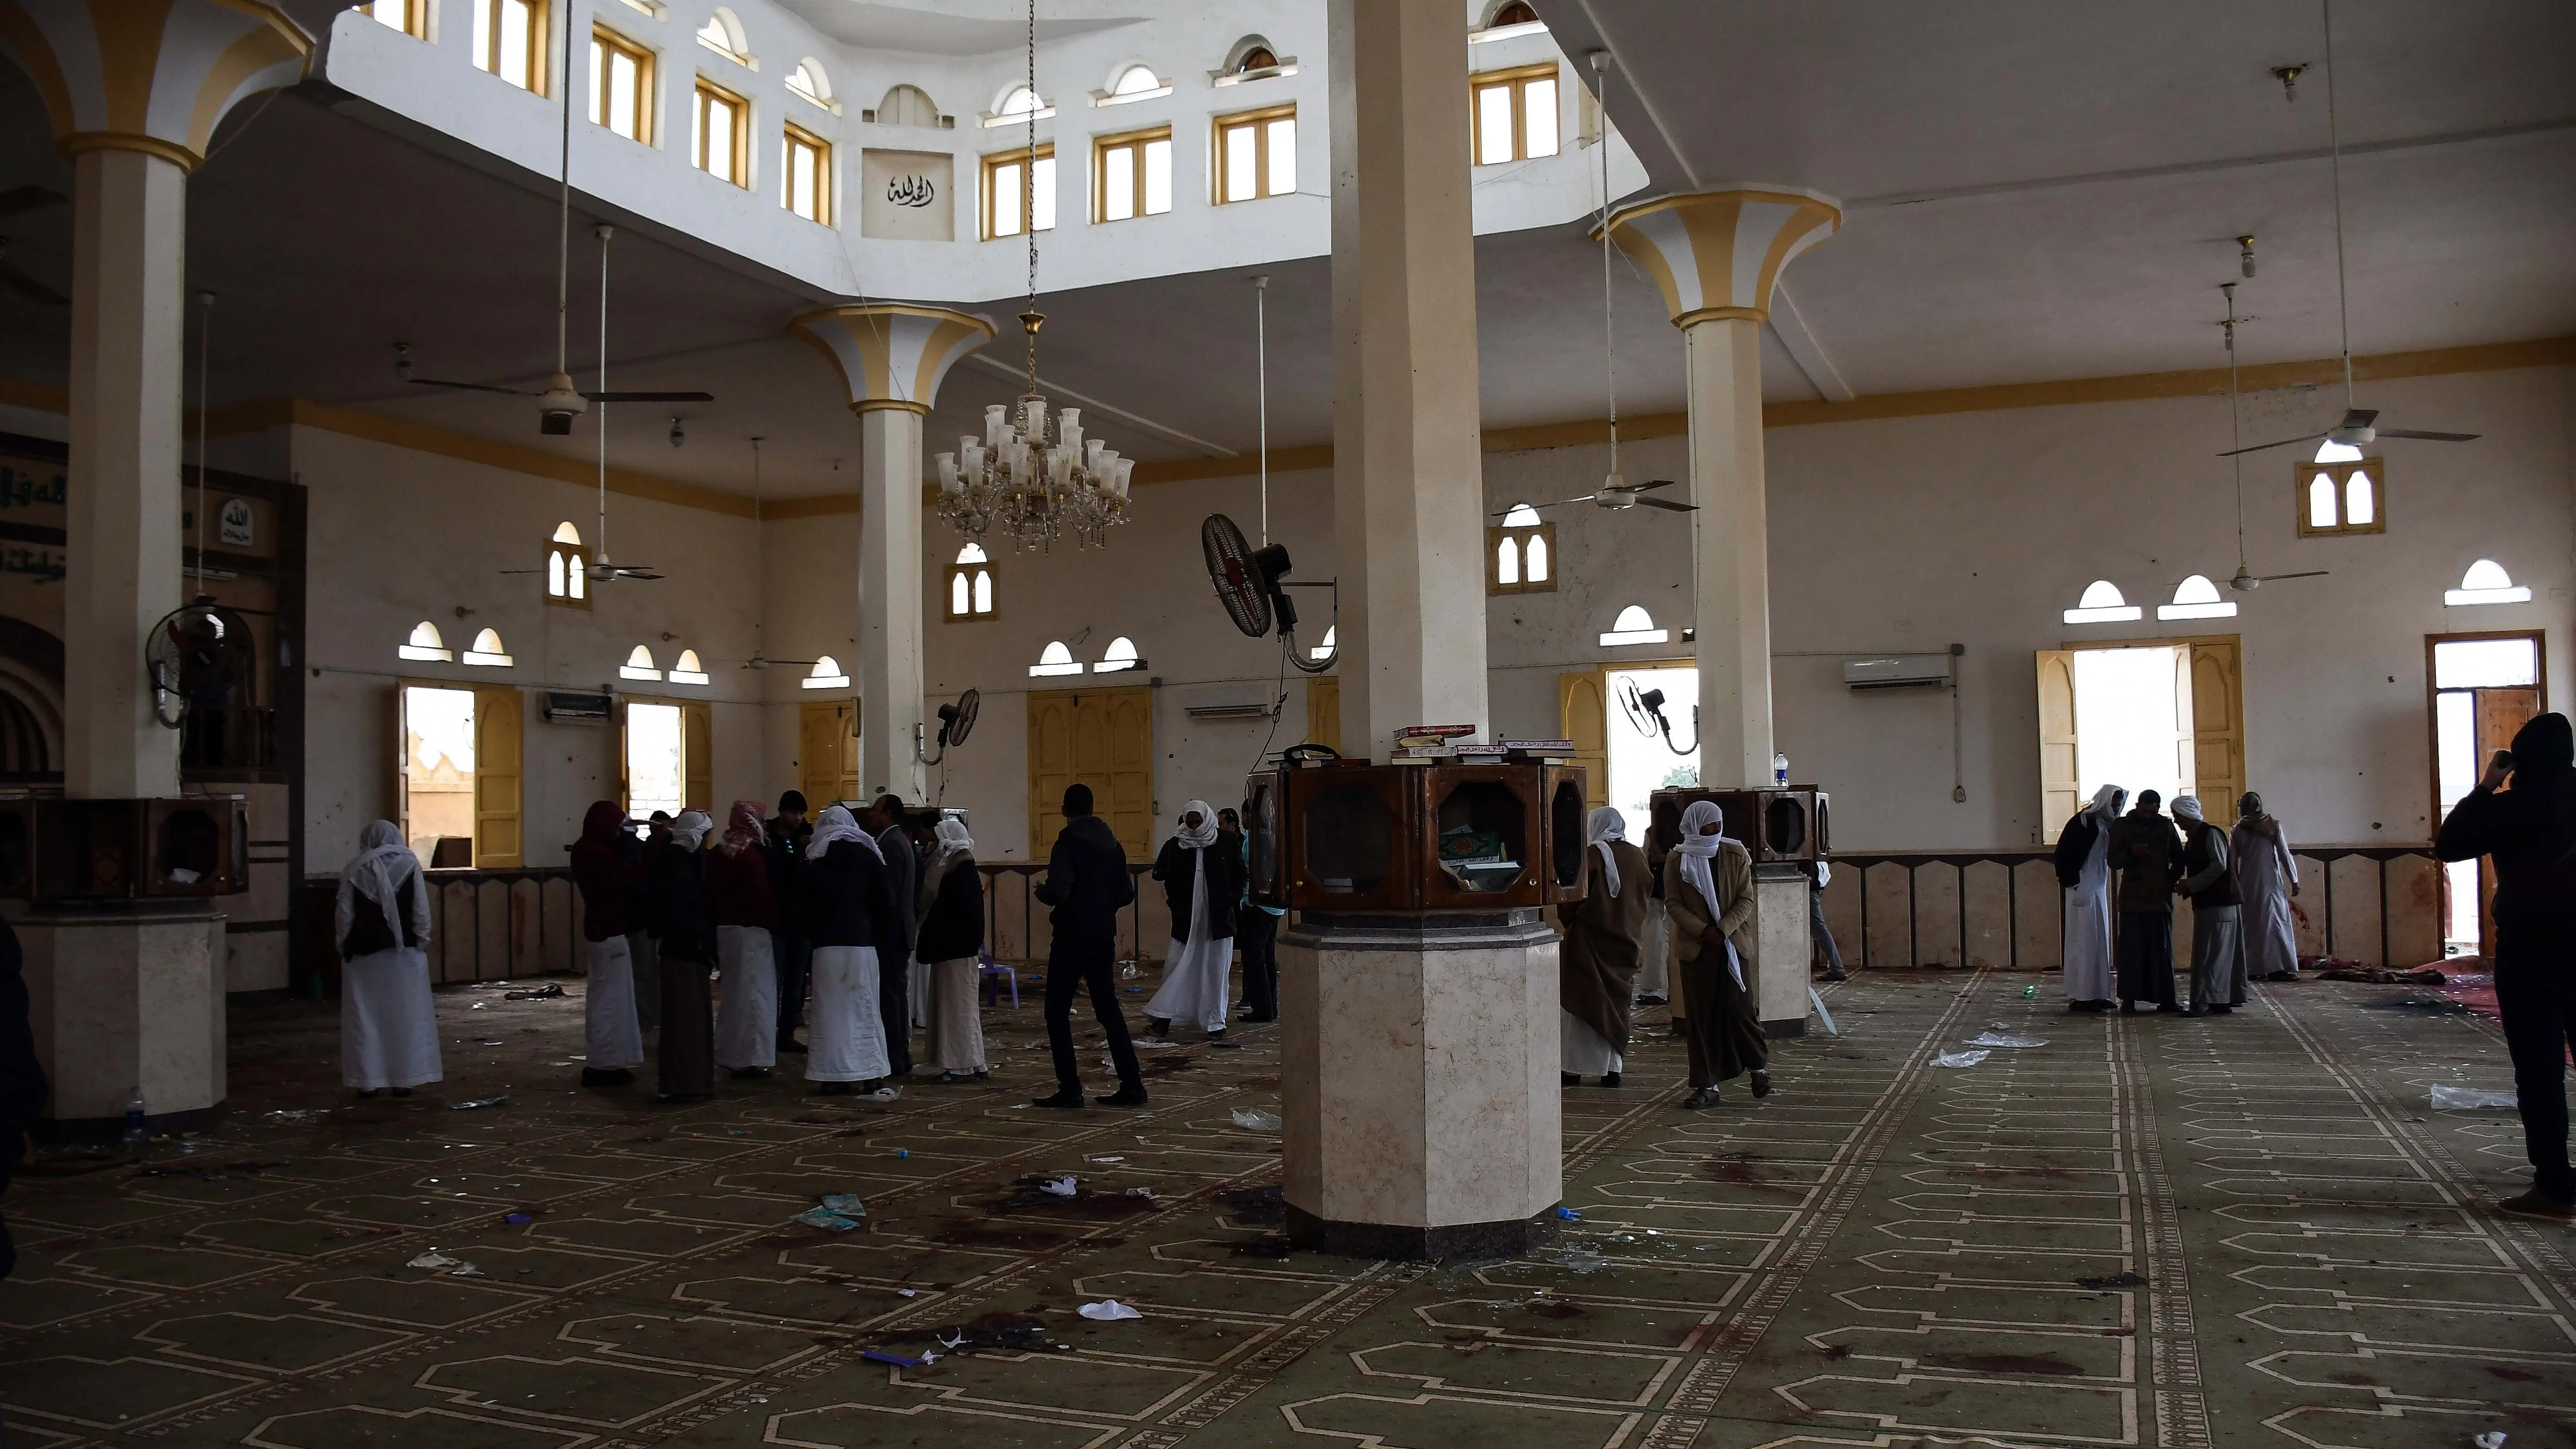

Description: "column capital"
790 304 995 416
0 0 311 172
1600 186 1841 328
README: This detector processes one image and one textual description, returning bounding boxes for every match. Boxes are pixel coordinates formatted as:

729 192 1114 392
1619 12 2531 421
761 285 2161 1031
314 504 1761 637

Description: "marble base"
1752 866 1813 1034
21 905 228 1132
1279 911 1561 1256
1284 1202 1559 1260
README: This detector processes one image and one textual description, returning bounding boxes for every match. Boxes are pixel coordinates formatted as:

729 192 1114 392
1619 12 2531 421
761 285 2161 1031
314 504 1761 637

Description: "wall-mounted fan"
1617 676 1697 756
1202 513 1336 675
925 688 979 764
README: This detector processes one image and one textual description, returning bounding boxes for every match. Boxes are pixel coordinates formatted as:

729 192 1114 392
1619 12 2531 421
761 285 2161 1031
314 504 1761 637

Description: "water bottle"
122 1094 146 1149
1772 752 1790 786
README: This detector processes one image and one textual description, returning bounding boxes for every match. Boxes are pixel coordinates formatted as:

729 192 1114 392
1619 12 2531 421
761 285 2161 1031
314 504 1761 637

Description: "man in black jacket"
867 795 920 1078
0 916 47 1285
1033 783 1146 1108
766 792 813 1052
2438 712 2576 1220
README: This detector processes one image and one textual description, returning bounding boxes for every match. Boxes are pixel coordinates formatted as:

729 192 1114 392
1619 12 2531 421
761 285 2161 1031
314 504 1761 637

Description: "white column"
857 404 925 802
64 147 186 798
1327 0 1488 757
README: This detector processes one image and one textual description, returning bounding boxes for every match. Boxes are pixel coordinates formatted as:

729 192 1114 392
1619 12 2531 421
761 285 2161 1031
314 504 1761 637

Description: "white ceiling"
0 0 2567 501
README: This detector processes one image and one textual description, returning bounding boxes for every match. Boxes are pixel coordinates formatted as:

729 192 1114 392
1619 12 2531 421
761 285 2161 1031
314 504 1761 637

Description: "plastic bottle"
122 1094 146 1149
1772 752 1790 786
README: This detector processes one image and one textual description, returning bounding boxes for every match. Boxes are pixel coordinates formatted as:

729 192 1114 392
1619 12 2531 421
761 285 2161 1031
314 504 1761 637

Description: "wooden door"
471 686 524 867
1558 669 1609 809
1027 686 1154 860
1099 687 1154 856
2035 650 2079 837
681 700 713 812
1027 690 1077 858
799 701 857 810
1305 676 1341 755
2474 685 2542 954
2187 640 2244 826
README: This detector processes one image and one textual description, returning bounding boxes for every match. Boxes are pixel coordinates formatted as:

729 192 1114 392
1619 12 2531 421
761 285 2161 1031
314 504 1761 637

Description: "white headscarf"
935 815 973 855
1671 800 1728 923
922 815 975 915
1586 806 1626 898
336 819 429 952
669 808 714 851
2170 795 2203 824
1174 800 1219 850
2088 783 2127 819
807 803 881 861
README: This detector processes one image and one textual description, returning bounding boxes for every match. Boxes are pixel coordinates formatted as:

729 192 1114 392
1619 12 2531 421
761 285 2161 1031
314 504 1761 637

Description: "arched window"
786 57 832 110
398 620 453 662
1215 35 1296 87
945 542 997 620
1473 1 1547 42
1488 502 1555 595
2298 454 2384 536
1094 636 1141 673
984 83 1052 128
668 649 709 685
463 627 514 667
869 83 943 128
1100 63 1168 105
1030 641 1082 677
2446 559 2532 607
1310 624 1336 662
696 7 750 65
803 655 851 689
547 521 589 607
620 645 661 681
2156 573 2237 622
2063 580 2142 624
1600 604 1668 646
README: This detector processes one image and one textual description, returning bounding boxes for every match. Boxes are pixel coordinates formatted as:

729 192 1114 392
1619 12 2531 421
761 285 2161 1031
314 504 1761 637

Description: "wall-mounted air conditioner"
1842 655 1952 691
543 689 615 724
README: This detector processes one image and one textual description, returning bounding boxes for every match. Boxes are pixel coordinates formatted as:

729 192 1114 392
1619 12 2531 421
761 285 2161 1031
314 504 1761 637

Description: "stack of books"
1392 724 1476 761
1503 738 1578 763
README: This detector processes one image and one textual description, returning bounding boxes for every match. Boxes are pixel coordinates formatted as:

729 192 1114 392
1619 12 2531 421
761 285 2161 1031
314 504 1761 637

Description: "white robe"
1561 1010 1622 1075
343 947 441 1090
2232 821 2301 978
2064 817 2116 1003
583 936 646 1069
714 924 777 1071
1146 844 1229 1033
807 944 891 1082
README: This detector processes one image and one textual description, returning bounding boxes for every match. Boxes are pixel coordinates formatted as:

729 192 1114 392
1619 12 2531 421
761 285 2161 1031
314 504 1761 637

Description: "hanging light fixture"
933 0 1132 552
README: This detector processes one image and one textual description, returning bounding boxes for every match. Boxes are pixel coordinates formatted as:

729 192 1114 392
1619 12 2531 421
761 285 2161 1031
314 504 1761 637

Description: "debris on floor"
1932 1049 1990 1068
793 1207 862 1232
1232 1108 1282 1131
504 983 568 1000
861 1349 931 1367
2075 1270 2148 1290
1966 1025 2049 1048
1039 1176 1078 1197
820 1193 867 1215
2320 964 2446 984
449 1095 511 1110
1078 1299 1143 1320
2429 1084 2517 1111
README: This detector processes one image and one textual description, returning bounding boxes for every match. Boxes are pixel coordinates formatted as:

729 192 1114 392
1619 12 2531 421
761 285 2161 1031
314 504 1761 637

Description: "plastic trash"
1932 1049 1990 1069
1808 987 1839 1037
1086 1155 1126 1164
2475 1433 2508 1449
503 1212 534 1225
793 1208 862 1232
1232 1108 1282 1131
1039 1176 1079 1197
861 1349 927 1367
1078 1299 1144 1321
820 1193 866 1216
1124 1187 1158 1200
2024 984 2038 998
503 984 566 1000
895 1149 909 1159
449 1095 511 1111
405 1251 459 1270
2430 1084 2518 1111
1965 1030 2049 1049
1557 1207 1582 1221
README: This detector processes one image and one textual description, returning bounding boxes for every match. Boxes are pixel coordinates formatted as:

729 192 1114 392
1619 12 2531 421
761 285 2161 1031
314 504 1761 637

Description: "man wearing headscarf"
2107 789 2185 1013
570 802 648 1086
2055 785 2124 1011
916 815 989 1081
628 811 670 1033
1146 800 1245 1045
1034 783 1147 1107
2173 797 2247 1015
2231 792 2301 981
800 803 902 1098
866 795 921 1077
1224 807 1282 1024
766 791 814 1052
1663 801 1771 1107
336 820 441 1096
1560 807 1651 1087
648 810 717 1102
2438 712 2576 1220
709 801 779 1079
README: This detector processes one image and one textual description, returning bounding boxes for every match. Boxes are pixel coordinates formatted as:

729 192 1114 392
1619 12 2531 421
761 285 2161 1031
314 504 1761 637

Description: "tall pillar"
1277 0 1554 1261
0 0 310 1133
790 304 994 803
1605 189 1839 786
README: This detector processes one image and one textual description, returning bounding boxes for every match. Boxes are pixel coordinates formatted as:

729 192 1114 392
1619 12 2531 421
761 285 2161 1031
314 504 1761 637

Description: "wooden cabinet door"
2035 650 2078 837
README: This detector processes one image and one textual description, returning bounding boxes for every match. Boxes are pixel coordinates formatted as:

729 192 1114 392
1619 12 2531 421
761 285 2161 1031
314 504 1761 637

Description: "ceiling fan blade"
495 568 548 575
0 186 67 222
2217 433 2323 458
1492 496 1591 517
2374 428 2479 443
1633 496 1699 513
1633 478 1678 492
583 390 714 403
2255 570 2330 582
410 378 539 396
0 260 67 307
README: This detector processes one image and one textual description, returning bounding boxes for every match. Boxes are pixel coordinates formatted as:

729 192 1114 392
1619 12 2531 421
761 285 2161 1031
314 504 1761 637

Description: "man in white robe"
336 820 442 1096
1146 801 1242 1045
2231 791 2302 980
2055 784 2124 1011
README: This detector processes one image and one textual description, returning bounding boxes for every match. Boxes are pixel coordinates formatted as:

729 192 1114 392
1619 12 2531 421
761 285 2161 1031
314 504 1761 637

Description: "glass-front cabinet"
1255 759 1586 913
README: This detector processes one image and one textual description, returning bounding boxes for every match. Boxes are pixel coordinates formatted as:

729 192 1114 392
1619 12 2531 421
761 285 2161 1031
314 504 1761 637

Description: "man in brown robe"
1560 806 1652 1087
1664 800 1771 1108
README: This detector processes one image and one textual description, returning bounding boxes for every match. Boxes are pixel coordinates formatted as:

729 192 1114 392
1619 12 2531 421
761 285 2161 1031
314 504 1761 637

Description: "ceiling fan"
1498 477 1695 517
403 34 712 434
2214 283 2328 594
0 186 68 306
2217 0 2475 460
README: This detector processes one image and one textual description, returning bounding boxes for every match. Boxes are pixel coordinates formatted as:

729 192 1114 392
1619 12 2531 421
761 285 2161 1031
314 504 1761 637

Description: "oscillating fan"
1202 514 1278 638
925 688 980 765
1616 676 1658 738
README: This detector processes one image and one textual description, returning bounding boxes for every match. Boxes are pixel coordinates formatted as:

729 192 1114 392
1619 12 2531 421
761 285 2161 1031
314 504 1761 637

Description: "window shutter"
2187 641 2244 829
2036 650 2079 838
1559 669 1609 809
682 700 714 812
473 686 524 868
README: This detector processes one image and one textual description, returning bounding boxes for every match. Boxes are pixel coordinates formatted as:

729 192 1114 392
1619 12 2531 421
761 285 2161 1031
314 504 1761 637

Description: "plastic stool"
978 955 1018 1009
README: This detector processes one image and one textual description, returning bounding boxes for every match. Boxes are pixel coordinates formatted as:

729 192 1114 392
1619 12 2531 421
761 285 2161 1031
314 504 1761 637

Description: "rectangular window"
2297 457 2387 537
945 562 997 620
982 143 1056 238
1471 63 1560 166
366 0 426 38
590 26 652 142
693 79 749 186
783 123 830 223
472 0 545 93
1094 127 1171 222
1214 105 1295 203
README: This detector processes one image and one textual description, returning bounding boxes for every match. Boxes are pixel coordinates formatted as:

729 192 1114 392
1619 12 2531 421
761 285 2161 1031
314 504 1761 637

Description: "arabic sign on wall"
0 442 66 637
860 149 954 242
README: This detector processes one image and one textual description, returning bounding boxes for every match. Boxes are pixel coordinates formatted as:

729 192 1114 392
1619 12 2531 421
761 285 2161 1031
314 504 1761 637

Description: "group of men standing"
2057 786 2301 1013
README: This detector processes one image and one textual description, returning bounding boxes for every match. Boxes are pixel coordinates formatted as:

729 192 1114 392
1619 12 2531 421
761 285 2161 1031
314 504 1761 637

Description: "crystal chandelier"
932 0 1133 553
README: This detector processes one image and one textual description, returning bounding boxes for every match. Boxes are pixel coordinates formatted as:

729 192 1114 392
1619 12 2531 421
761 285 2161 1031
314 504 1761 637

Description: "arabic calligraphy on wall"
860 148 955 241
886 174 936 208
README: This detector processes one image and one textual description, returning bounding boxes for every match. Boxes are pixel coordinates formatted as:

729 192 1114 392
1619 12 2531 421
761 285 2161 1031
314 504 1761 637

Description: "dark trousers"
1237 906 1280 1021
773 930 812 1039
2495 960 2576 1204
880 947 913 1077
656 950 713 1098
1808 888 1844 974
1046 935 1142 1091
2117 909 2179 1008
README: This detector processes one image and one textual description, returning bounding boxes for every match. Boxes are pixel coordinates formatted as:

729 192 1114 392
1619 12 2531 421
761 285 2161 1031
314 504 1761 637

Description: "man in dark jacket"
766 791 814 1052
867 795 920 1077
2107 789 2185 1013
0 916 47 1284
1032 783 1146 1108
2438 712 2576 1220
623 811 669 1032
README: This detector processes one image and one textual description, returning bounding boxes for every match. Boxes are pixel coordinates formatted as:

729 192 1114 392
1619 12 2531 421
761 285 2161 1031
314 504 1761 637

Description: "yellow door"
1305 676 1341 755
2187 640 2243 827
682 700 713 812
1027 686 1154 860
799 701 857 810
1559 669 1609 809
1100 686 1154 857
471 686 524 867
2036 649 2079 837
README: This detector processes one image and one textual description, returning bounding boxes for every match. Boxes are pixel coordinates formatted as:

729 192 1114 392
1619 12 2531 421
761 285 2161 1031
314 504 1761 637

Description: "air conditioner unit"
1185 702 1276 721
543 689 615 724
1842 655 1951 691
